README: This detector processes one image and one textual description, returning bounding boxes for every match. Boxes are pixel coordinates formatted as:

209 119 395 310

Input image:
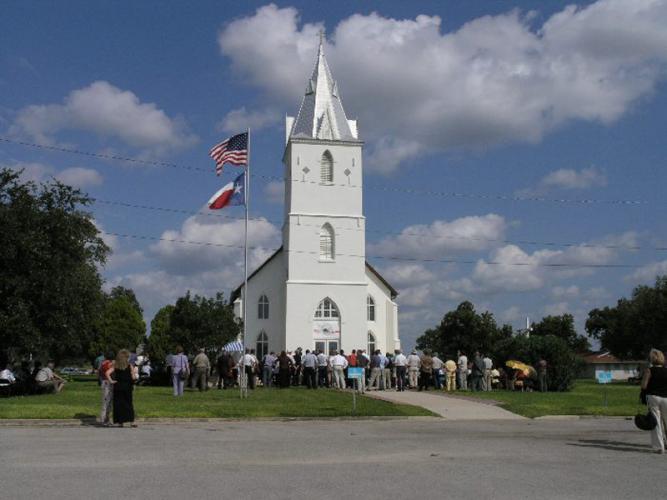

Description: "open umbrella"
505 360 536 378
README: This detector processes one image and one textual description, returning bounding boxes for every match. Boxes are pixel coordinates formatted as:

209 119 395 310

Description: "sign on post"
347 367 365 415
596 371 612 384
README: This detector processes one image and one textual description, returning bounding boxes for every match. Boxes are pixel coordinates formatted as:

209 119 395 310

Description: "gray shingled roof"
289 39 357 141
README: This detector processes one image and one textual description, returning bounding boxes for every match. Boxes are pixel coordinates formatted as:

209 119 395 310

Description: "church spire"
288 31 358 141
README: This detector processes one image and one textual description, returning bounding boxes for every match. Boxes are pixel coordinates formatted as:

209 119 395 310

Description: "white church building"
231 40 400 359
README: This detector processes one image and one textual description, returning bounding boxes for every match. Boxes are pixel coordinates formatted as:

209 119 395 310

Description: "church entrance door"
315 340 339 356
313 298 341 355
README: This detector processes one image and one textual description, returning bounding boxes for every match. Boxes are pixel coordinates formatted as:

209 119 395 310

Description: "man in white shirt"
302 349 318 389
406 350 421 389
393 349 407 391
457 351 468 391
432 353 444 390
316 350 329 388
483 354 493 391
331 350 349 389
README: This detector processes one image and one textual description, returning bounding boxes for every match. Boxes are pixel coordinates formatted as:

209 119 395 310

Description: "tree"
109 286 143 316
531 314 590 352
416 301 512 358
145 292 239 359
586 276 667 359
0 168 109 362
90 294 146 356
145 305 175 363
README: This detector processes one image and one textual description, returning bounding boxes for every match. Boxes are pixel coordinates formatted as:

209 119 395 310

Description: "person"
35 360 65 394
93 353 104 386
216 350 234 389
471 352 484 392
105 349 138 428
457 351 468 390
367 350 383 391
0 363 16 396
641 348 667 454
383 353 393 390
431 353 444 390
345 350 357 388
277 351 292 388
191 348 210 392
98 352 115 426
483 354 493 391
302 349 318 389
418 350 433 391
170 346 189 396
317 349 328 388
331 350 349 389
406 350 421 389
240 349 257 390
393 349 407 392
444 358 457 392
140 360 152 378
357 349 369 391
262 351 277 388
538 358 548 392
293 348 303 386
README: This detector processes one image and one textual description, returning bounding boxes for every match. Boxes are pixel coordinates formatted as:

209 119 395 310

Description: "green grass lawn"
457 379 641 418
0 377 432 419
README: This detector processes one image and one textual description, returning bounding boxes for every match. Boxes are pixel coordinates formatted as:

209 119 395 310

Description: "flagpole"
241 128 250 399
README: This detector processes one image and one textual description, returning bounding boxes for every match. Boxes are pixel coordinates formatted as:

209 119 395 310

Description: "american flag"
209 132 248 175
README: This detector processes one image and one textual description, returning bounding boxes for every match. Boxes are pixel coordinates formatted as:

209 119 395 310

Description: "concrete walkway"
365 389 525 420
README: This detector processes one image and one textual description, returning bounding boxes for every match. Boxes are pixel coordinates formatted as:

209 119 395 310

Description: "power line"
1 136 650 206
93 198 666 252
102 230 645 269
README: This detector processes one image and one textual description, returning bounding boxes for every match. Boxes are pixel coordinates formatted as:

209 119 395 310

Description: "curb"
0 415 442 427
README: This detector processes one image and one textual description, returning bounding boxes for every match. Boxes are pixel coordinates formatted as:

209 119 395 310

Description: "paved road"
365 389 525 419
0 418 662 500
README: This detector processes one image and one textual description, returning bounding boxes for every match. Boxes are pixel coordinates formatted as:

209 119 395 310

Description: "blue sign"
596 371 613 384
348 367 364 379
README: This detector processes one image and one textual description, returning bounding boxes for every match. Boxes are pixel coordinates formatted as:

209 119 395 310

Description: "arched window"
314 298 339 319
319 223 335 261
367 295 375 321
321 150 333 184
367 331 376 354
256 331 268 361
258 294 269 319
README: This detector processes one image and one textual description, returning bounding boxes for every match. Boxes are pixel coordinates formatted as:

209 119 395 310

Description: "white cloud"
518 167 607 195
10 81 197 154
56 167 103 188
369 214 506 259
5 161 102 189
150 213 281 276
543 301 570 316
263 180 284 204
472 231 638 293
500 306 522 323
540 167 607 190
627 259 667 284
218 1 667 171
381 263 435 288
218 106 279 134
552 285 580 299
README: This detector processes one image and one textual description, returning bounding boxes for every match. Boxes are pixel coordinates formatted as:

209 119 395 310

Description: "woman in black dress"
105 349 138 427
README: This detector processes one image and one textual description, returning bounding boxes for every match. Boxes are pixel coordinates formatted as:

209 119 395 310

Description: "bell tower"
281 35 367 352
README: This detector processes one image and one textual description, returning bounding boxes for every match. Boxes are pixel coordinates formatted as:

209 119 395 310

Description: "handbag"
179 368 189 381
635 410 657 431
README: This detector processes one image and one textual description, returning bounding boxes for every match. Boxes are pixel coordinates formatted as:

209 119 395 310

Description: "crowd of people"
157 346 544 394
0 359 67 396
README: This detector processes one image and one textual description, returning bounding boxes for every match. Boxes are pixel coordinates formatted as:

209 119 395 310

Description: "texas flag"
208 172 245 210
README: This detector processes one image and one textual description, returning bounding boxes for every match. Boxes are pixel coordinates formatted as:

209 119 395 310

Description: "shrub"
494 334 583 391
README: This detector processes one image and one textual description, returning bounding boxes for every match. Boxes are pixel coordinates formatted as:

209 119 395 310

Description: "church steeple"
288 32 358 142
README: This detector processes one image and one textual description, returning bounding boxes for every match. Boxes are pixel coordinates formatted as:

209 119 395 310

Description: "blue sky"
2 0 667 350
